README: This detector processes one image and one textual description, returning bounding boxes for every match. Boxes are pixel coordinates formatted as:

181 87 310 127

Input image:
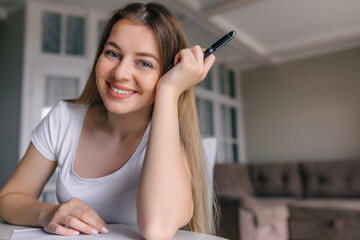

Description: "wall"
241 47 360 162
0 7 24 188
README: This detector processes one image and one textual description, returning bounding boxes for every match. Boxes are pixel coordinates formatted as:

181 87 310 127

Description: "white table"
0 221 227 240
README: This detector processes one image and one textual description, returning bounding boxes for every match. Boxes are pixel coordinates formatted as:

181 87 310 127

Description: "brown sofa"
214 159 360 240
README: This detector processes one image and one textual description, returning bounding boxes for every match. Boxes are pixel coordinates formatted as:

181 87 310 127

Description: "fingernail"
102 226 109 233
73 231 80 236
91 229 99 235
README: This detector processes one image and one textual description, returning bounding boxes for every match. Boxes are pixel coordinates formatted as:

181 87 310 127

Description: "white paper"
10 224 143 240
9 224 227 240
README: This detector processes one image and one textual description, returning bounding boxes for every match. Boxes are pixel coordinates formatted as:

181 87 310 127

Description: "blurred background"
0 0 360 195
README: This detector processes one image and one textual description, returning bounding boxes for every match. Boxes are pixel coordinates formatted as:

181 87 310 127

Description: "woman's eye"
105 50 119 59
139 61 152 68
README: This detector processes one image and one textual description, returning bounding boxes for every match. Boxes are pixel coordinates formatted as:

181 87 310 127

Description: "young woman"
0 2 217 239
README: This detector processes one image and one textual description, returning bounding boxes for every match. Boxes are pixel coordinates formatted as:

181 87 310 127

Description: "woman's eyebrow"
105 41 159 63
105 41 121 50
136 52 159 63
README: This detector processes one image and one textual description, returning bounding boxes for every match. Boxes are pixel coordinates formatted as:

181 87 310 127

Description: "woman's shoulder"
42 101 89 128
55 100 89 116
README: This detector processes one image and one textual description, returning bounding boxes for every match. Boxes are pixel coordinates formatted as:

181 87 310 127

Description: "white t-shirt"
31 101 150 225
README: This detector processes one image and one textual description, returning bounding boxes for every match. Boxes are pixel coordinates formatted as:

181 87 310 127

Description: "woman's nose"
111 59 132 81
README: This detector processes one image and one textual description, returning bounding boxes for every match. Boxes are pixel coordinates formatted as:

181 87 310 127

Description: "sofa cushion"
214 163 254 198
301 159 360 198
289 200 360 240
249 162 302 197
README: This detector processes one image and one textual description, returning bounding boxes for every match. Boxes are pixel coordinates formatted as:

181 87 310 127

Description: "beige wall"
241 47 360 162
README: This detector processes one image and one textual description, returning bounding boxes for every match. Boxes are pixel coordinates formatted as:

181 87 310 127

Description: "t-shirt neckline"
70 104 150 183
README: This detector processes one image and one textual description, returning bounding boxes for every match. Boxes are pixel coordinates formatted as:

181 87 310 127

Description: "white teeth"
110 85 135 95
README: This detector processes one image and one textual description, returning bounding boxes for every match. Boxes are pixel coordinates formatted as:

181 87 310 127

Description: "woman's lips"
107 82 136 99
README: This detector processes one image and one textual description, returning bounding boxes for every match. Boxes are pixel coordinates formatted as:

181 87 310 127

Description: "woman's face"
95 19 161 116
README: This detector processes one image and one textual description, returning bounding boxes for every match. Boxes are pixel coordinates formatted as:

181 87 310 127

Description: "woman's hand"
157 45 216 98
41 198 109 236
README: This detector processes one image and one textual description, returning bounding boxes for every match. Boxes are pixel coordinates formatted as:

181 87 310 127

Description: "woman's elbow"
137 201 193 239
139 221 178 240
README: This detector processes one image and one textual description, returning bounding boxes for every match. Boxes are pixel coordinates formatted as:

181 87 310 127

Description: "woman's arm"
0 143 57 226
137 45 215 240
0 143 108 236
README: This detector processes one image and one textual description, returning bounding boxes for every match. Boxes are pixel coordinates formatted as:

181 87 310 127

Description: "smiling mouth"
108 84 136 95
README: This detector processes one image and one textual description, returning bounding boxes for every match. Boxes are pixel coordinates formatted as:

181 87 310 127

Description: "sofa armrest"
217 196 243 240
243 201 289 240
217 195 290 240
251 202 289 227
217 195 262 240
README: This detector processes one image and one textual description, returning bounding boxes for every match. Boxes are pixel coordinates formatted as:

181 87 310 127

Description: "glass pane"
98 20 106 41
197 98 214 137
222 142 228 162
218 65 225 95
199 71 212 90
66 16 84 55
203 100 214 136
45 76 79 106
42 12 61 53
231 107 237 138
43 76 79 118
222 142 234 162
232 143 238 162
229 70 236 98
196 97 204 135
220 105 227 137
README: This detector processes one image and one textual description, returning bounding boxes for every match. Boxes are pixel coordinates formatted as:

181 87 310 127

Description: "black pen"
203 30 236 59
165 30 236 73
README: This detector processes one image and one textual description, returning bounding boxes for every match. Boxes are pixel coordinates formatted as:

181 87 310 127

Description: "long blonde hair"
73 2 218 234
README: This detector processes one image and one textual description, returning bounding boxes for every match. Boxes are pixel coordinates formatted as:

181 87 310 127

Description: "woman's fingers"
203 54 216 78
174 48 192 67
68 198 108 234
44 223 80 236
159 44 216 96
43 198 109 236
190 45 216 81
46 213 106 236
72 207 108 234
64 215 99 235
190 45 204 64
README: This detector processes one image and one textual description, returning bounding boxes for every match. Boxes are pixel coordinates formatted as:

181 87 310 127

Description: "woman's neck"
87 103 152 140
106 109 151 139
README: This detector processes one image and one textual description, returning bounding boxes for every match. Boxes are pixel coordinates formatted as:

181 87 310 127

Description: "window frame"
39 4 88 58
19 1 108 159
195 63 246 163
